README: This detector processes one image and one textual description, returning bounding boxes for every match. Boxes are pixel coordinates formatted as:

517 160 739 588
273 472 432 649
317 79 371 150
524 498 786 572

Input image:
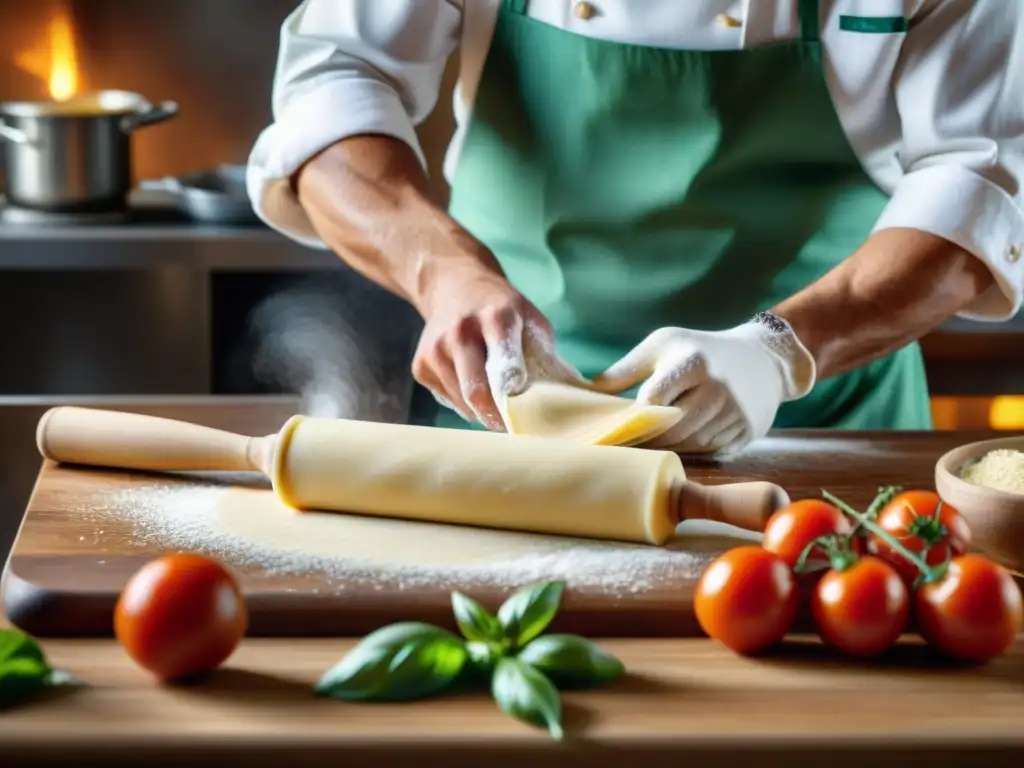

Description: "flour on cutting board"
88 473 759 595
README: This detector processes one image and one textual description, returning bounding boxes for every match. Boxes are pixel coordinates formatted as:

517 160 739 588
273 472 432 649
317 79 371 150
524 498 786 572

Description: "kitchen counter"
3 203 1022 398
3 634 1022 767
2 400 1023 766
0 205 333 271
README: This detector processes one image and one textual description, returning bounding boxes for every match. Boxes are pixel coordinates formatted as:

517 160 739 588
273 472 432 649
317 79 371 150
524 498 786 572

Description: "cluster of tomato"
694 488 1024 662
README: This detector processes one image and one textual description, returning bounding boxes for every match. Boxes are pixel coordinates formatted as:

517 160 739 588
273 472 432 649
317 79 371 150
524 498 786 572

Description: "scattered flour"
86 473 759 596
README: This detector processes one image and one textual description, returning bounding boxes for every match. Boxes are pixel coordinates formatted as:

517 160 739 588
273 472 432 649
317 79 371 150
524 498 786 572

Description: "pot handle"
0 121 31 145
121 100 179 132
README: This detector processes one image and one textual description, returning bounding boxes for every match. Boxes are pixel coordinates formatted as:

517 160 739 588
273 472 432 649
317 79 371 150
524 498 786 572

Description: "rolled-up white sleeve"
872 0 1024 321
247 0 461 247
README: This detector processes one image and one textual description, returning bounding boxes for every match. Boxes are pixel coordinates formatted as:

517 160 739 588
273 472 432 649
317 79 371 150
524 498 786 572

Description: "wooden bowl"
935 435 1024 575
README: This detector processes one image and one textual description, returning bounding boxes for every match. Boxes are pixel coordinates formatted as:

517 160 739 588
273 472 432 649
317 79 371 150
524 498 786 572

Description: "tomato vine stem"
867 486 902 518
820 489 944 585
793 533 857 575
848 485 901 540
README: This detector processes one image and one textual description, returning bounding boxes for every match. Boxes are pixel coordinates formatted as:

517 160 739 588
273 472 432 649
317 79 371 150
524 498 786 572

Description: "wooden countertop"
3 401 1023 766
4 635 1024 766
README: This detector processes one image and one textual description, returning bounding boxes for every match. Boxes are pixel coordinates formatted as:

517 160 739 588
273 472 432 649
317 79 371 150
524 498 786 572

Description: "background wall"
0 0 460 200
0 0 465 560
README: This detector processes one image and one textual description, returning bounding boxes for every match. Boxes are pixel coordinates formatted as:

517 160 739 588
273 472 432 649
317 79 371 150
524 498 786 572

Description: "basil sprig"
0 628 82 710
492 657 563 739
315 623 468 701
452 591 505 645
517 633 625 689
316 581 624 739
496 582 564 648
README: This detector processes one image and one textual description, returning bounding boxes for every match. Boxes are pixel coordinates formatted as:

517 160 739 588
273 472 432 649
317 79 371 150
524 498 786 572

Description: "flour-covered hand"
414 269 585 430
593 314 816 454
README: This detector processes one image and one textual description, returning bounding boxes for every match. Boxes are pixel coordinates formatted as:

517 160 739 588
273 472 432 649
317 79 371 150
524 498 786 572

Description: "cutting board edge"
1 555 714 638
2 558 103 636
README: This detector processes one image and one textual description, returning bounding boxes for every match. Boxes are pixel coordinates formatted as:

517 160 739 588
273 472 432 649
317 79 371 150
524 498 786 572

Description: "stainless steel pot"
0 90 177 213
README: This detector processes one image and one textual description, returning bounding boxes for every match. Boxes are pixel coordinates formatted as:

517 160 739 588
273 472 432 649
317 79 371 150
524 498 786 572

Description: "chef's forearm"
294 135 505 315
772 228 995 381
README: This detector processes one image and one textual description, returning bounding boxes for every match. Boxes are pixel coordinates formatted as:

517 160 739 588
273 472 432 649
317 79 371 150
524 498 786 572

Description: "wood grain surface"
1 406 1009 638
1 634 1023 766
2 404 1024 765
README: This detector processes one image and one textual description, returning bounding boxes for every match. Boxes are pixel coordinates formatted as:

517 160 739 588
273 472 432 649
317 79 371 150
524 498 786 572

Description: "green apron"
438 0 932 432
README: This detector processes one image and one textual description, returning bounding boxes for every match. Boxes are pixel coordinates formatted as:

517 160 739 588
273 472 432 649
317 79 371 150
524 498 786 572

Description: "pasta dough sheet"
504 381 681 446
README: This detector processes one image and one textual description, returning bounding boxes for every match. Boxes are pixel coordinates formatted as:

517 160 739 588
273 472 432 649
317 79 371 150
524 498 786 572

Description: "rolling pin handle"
676 479 790 533
36 406 274 474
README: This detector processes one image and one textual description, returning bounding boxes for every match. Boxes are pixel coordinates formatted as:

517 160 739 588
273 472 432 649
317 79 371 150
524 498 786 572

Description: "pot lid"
0 90 153 118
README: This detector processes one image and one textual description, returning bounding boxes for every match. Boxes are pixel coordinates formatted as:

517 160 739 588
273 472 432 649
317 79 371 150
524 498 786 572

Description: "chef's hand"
594 314 817 454
413 268 586 430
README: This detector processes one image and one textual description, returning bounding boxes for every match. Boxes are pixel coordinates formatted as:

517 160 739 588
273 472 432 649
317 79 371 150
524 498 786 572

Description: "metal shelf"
0 232 337 271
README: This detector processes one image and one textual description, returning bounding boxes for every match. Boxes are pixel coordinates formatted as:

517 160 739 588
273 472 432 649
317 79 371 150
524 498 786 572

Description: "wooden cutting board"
1 405 983 638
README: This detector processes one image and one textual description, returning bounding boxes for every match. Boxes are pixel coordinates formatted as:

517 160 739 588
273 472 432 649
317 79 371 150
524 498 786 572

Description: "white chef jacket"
247 0 1024 321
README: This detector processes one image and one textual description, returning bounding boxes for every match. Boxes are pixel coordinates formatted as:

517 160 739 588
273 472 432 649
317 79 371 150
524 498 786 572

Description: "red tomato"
811 557 908 657
915 554 1023 662
762 499 856 567
867 490 971 584
115 554 248 682
695 546 798 655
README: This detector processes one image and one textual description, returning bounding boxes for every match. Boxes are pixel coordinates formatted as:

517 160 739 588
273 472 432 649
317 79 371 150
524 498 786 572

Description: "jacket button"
1008 244 1022 263
573 2 596 20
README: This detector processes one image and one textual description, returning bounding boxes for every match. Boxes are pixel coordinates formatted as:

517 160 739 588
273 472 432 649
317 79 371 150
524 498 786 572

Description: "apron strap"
506 0 529 15
798 0 821 43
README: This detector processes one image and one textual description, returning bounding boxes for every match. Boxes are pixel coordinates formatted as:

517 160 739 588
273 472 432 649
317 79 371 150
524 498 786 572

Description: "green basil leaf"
497 582 565 648
462 640 504 686
517 634 624 689
451 592 504 644
492 657 563 740
0 658 51 710
315 622 467 702
0 628 46 666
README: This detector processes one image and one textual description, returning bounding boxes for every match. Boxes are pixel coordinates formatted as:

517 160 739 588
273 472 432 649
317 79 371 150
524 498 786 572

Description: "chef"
247 0 1024 454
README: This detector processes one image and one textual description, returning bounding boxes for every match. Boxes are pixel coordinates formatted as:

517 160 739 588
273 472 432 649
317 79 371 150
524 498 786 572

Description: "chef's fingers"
644 383 727 449
430 390 475 423
636 349 708 406
482 307 529 399
451 336 505 431
420 350 477 425
591 328 676 393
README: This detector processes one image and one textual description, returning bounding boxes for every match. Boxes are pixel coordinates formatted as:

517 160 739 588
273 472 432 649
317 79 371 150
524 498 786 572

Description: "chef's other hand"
594 313 816 454
413 269 586 430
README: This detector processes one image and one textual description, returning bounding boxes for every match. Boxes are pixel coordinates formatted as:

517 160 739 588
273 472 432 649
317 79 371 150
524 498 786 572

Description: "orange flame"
14 4 80 101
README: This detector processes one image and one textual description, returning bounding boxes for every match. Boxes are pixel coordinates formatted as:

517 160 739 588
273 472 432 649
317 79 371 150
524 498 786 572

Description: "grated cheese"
960 448 1024 494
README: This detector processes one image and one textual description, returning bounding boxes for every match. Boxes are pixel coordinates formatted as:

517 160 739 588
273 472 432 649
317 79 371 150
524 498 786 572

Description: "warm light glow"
989 396 1024 430
13 4 80 101
929 398 959 431
931 396 1024 431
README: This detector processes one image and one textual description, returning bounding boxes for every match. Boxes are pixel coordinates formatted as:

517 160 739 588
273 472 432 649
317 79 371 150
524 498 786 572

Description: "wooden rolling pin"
36 406 789 546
